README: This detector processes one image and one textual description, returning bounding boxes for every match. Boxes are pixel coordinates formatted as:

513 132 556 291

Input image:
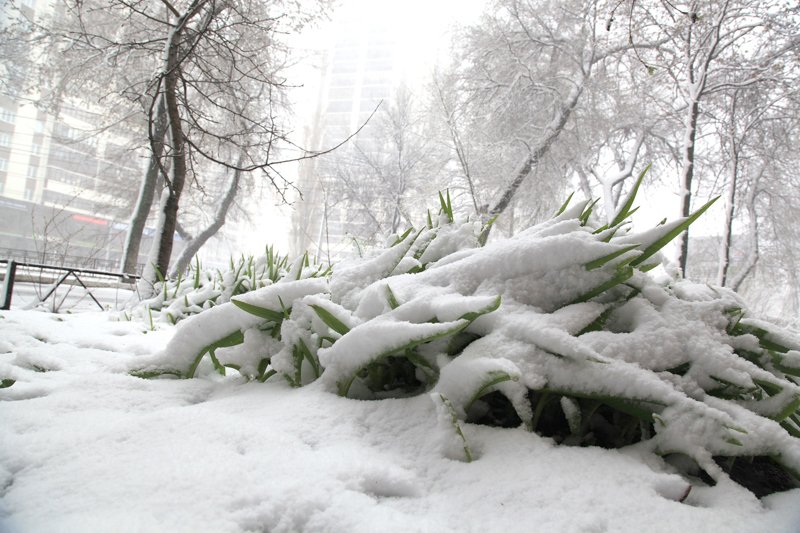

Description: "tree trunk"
677 97 700 276
155 61 187 277
139 13 192 292
120 95 168 274
717 97 739 286
489 74 586 218
169 163 242 277
730 175 761 291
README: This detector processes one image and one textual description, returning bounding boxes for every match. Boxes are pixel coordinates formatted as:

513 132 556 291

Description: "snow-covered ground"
2 309 800 533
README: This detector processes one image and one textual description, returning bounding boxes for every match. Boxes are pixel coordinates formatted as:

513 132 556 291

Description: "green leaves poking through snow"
584 245 640 271
439 190 454 223
555 191 575 216
127 246 324 326
187 330 245 379
610 163 650 228
458 295 502 322
572 266 634 304
436 357 532 430
139 184 800 495
628 196 720 268
310 304 350 336
432 393 474 462
231 299 285 322
328 319 471 398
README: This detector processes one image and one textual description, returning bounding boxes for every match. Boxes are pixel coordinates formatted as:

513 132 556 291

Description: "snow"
2 310 800 533
5 207 800 532
319 318 467 392
133 278 328 377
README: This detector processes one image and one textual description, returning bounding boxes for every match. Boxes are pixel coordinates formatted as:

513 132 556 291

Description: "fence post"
1 260 17 311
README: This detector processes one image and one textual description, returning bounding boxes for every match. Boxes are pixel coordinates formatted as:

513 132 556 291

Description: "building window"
0 158 8 172
31 143 40 155
34 120 45 133
27 165 38 179
327 100 353 113
0 108 15 124
24 177 36 200
0 133 10 148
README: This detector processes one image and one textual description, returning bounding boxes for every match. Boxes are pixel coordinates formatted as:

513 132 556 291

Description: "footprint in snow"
351 466 421 499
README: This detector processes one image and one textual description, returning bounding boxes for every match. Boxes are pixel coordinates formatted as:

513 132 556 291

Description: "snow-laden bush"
126 246 329 326
133 187 800 495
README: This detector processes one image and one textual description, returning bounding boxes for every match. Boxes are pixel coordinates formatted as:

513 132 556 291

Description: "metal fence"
0 247 144 275
1 259 140 311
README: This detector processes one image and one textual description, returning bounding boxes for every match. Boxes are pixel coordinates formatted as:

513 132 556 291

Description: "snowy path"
1 310 799 532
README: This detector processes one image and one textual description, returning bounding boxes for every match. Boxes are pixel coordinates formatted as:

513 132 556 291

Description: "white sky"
238 0 487 257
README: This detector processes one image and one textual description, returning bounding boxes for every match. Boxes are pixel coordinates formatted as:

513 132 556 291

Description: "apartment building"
0 1 151 272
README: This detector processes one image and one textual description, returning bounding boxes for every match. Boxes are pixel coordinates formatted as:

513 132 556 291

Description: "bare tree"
38 0 332 294
630 0 800 275
436 0 665 236
323 86 447 249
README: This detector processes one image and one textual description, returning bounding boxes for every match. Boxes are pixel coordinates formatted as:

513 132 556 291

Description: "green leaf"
257 357 271 377
464 370 517 413
541 387 665 423
572 266 634 304
258 369 277 383
610 163 650 227
774 395 800 422
393 227 414 247
531 391 552 431
231 298 284 322
439 190 454 222
337 320 469 397
310 304 350 336
437 393 473 462
187 330 245 378
754 378 783 397
130 369 183 379
386 285 400 310
555 191 575 216
405 350 439 382
600 396 659 422
561 396 582 435
584 244 640 271
478 214 500 247
579 198 600 226
577 306 613 335
780 419 800 438
0 378 15 388
193 256 201 289
629 196 720 268
459 295 502 322
296 339 321 380
154 264 166 284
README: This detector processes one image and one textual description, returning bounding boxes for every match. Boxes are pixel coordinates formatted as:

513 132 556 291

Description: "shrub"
132 182 800 496
125 246 329 326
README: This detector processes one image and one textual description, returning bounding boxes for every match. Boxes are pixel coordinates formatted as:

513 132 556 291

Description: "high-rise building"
288 0 477 262
290 5 406 261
